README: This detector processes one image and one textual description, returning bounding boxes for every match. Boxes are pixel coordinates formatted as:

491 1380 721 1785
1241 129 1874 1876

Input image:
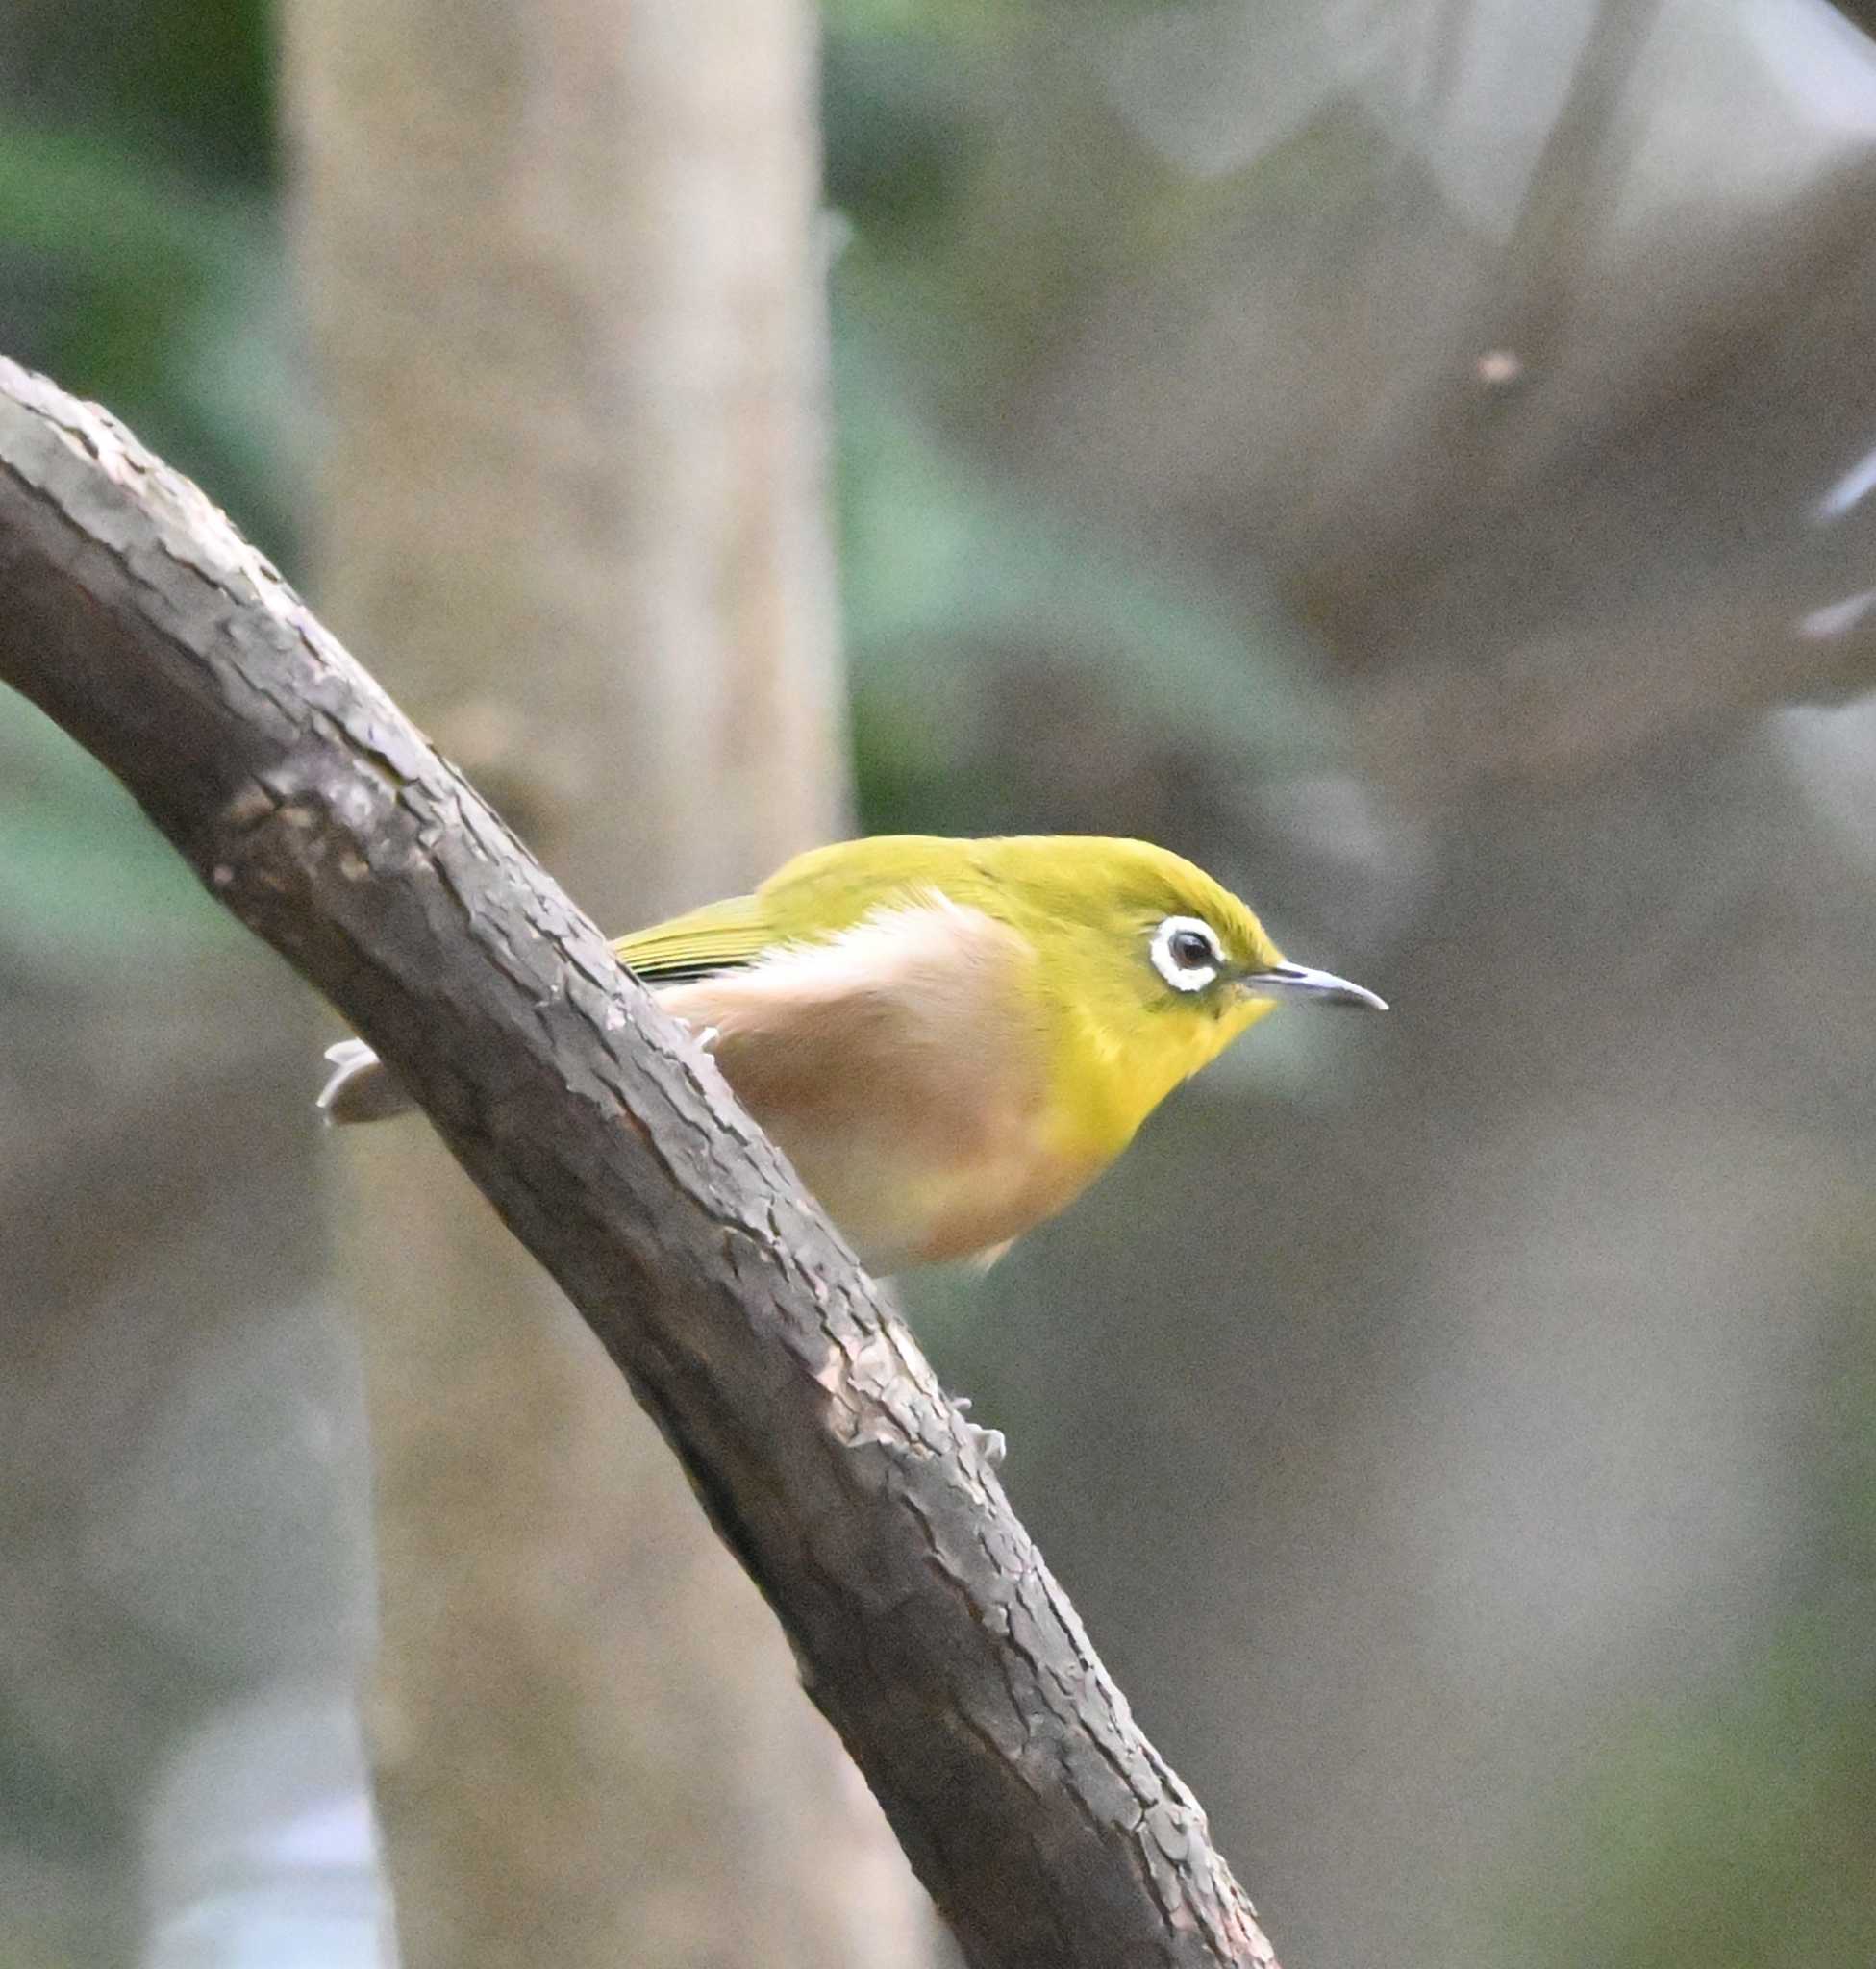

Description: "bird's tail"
316 1038 415 1125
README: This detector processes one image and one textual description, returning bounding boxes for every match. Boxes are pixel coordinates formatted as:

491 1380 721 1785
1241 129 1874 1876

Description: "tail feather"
317 1037 415 1124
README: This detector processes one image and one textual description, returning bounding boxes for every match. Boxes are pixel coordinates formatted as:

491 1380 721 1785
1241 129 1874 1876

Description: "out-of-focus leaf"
0 121 298 980
834 297 1338 815
0 696 236 977
0 0 274 187
0 120 298 556
822 0 1015 37
822 27 982 226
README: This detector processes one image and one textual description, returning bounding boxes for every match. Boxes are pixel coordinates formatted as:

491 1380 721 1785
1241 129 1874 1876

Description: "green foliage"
0 695 238 976
834 309 1331 832
821 28 979 231
822 6 1349 847
2 0 275 185
0 2 290 980
823 0 1014 38
0 119 298 557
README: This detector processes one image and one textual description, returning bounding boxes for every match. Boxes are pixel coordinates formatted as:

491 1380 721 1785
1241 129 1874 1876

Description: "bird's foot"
953 1395 1006 1467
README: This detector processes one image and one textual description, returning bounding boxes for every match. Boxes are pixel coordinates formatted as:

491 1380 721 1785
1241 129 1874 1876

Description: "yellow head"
956 835 1386 1162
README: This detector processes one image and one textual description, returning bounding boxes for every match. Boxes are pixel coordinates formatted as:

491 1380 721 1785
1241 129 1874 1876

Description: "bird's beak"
1242 960 1388 1011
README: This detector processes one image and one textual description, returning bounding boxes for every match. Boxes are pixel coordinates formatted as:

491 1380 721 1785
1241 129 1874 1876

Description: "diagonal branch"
0 356 1281 1969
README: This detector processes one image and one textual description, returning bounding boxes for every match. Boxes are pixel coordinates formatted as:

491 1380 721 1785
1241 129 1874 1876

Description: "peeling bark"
0 357 1282 1969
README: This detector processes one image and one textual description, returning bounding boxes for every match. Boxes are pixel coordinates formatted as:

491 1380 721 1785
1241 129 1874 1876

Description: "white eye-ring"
1150 914 1224 993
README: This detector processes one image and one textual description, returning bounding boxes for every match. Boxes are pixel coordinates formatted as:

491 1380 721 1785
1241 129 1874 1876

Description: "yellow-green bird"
319 835 1385 1271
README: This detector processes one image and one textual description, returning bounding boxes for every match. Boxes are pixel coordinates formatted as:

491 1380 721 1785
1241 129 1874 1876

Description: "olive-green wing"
612 893 777 984
613 837 980 984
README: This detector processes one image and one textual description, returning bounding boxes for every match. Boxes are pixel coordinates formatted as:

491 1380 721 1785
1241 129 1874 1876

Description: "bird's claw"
952 1396 1006 1466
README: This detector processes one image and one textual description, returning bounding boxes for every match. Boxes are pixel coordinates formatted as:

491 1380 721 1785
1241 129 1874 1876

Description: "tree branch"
0 357 1283 1969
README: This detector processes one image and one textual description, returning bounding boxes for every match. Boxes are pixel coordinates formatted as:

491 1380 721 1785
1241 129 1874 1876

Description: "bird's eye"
1150 915 1224 993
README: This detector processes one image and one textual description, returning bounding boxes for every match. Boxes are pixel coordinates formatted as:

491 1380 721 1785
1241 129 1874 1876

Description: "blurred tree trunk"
281 5 930 1965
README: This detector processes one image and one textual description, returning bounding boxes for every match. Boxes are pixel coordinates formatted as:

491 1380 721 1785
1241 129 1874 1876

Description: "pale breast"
657 898 1093 1270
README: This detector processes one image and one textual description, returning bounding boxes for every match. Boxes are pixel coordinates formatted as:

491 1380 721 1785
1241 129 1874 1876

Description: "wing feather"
612 894 775 984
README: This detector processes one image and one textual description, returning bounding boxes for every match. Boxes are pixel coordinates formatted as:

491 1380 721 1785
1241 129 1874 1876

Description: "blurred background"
2 1 1875 1966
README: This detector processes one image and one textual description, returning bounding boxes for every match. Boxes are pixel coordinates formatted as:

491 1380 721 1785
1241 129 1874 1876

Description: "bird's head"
978 835 1386 1143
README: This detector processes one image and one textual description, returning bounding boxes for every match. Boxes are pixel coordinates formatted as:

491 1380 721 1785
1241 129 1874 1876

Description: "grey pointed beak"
1245 960 1388 1011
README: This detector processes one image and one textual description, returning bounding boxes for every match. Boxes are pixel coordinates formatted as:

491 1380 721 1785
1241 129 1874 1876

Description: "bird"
318 834 1385 1271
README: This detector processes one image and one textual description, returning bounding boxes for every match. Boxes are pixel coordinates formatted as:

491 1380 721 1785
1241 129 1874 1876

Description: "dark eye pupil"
1172 930 1214 970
